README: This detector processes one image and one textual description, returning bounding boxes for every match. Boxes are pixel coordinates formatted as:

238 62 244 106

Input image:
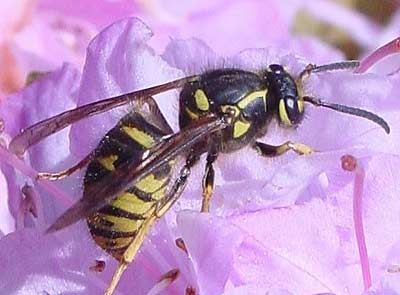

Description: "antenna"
303 96 390 134
298 60 360 81
309 60 360 73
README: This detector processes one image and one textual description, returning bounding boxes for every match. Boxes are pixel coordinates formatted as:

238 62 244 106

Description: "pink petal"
230 200 344 294
0 224 110 294
178 211 245 295
162 38 221 75
38 0 139 30
0 168 14 235
0 64 80 224
69 17 184 158
228 153 400 294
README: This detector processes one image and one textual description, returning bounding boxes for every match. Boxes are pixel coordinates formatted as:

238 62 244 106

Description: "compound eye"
278 96 304 126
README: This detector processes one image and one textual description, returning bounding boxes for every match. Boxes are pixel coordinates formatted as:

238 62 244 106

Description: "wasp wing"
10 76 197 156
46 115 228 233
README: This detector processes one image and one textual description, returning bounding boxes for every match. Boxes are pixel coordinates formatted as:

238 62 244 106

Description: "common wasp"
9 59 390 295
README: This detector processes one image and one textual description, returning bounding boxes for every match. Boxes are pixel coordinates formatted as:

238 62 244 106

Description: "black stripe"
114 113 168 152
94 133 143 170
89 224 137 239
98 205 146 220
125 186 155 202
84 160 112 185
125 170 171 200
96 217 114 228
84 112 166 186
109 243 131 252
105 125 148 155
120 113 168 138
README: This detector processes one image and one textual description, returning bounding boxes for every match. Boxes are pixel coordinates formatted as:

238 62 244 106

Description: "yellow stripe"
237 89 267 109
112 192 155 216
233 120 251 138
279 99 292 126
136 174 167 193
101 214 143 232
194 89 210 111
98 154 118 171
151 187 167 201
122 126 155 148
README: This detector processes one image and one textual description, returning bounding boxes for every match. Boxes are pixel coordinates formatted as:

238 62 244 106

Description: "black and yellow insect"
9 60 390 295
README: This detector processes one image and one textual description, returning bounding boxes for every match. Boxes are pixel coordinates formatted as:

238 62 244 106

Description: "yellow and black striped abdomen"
84 112 172 260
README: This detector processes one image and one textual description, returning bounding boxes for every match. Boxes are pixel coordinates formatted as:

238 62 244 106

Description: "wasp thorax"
179 69 269 153
266 64 304 126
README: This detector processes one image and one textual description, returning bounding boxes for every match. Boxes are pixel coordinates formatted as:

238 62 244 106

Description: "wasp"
9 60 390 295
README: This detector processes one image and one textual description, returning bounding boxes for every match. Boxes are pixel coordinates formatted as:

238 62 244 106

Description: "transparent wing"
10 76 197 156
46 115 228 233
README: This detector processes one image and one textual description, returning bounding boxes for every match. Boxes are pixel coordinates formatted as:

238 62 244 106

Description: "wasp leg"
104 215 156 295
253 141 314 157
201 151 218 213
37 153 92 180
104 154 198 295
155 153 199 217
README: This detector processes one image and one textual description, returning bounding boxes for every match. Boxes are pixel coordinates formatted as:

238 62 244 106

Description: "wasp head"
265 64 304 127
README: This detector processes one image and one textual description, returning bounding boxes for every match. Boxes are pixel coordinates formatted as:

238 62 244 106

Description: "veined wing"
10 76 198 156
47 114 229 233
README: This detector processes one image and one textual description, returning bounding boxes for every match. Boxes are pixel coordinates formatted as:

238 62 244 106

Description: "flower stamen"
89 260 106 273
341 154 371 290
147 268 180 295
175 237 188 255
0 145 74 207
186 286 196 295
355 36 400 73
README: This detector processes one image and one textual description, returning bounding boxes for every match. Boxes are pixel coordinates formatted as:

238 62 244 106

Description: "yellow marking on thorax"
233 120 251 138
237 89 268 109
194 89 210 111
112 192 155 216
185 107 200 119
98 154 118 171
136 174 167 193
279 99 292 126
122 126 155 148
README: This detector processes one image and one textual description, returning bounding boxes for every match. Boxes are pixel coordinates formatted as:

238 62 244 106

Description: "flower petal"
178 211 245 295
70 17 184 157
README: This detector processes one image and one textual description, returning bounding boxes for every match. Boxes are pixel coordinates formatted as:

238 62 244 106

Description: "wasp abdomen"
85 112 172 260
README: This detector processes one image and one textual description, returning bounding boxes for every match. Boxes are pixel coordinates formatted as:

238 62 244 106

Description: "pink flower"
37 0 311 56
0 8 399 295
0 0 368 97
0 0 95 96
229 153 400 294
2 0 397 97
